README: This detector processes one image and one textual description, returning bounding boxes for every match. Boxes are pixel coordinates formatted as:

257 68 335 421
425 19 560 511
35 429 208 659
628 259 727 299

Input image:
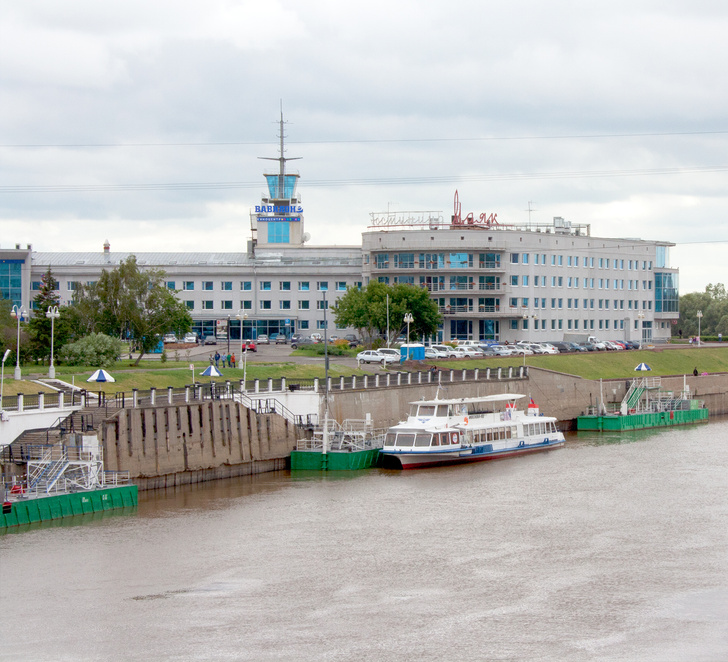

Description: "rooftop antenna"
525 201 537 224
258 101 301 197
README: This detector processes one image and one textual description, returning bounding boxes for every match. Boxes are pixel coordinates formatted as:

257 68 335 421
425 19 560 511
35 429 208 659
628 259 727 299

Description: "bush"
59 333 123 368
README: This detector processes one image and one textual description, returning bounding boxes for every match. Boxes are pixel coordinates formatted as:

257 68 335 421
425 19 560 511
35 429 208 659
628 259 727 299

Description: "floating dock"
290 417 384 471
577 376 709 431
1 484 138 529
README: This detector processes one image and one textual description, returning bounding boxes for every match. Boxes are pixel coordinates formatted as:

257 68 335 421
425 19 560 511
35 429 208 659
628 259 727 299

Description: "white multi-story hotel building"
1 120 679 345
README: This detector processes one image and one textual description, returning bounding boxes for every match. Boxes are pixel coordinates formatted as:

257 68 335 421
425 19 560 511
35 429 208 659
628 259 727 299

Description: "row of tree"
674 283 728 338
0 256 193 368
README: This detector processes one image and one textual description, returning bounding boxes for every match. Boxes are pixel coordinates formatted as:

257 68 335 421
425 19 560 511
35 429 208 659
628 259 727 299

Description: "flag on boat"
87 369 115 383
634 363 652 371
201 365 223 377
527 397 539 415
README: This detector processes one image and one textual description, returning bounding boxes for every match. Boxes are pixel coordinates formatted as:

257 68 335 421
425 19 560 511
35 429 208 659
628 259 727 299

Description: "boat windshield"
388 431 457 447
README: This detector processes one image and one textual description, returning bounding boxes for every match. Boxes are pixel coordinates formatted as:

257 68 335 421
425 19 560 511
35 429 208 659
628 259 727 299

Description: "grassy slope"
5 347 726 395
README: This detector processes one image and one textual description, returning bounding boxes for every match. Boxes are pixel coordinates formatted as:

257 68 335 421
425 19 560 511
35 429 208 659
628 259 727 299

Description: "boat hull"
382 438 564 470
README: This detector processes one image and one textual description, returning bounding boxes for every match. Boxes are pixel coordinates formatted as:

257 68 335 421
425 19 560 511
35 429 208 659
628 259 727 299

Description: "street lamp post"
46 306 60 379
403 312 413 361
226 315 231 355
10 305 27 380
236 310 248 391
637 310 645 350
1 348 11 411
697 310 703 347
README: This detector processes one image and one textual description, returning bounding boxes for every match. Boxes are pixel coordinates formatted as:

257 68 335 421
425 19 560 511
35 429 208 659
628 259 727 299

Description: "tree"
72 256 192 364
332 282 441 346
677 283 728 338
28 266 72 363
59 333 123 368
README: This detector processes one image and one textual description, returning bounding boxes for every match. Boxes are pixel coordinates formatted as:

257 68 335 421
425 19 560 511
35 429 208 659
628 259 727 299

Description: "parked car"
344 334 361 347
356 350 397 365
243 341 257 352
377 348 401 361
163 333 178 344
204 336 217 345
257 334 269 345
425 347 448 359
290 337 317 349
310 333 323 342
274 334 288 344
551 342 573 353
491 344 516 356
183 333 198 344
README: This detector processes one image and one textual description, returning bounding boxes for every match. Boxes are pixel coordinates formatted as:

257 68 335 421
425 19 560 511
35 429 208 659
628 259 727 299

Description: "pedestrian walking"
214 351 220 367
220 354 226 368
231 353 236 368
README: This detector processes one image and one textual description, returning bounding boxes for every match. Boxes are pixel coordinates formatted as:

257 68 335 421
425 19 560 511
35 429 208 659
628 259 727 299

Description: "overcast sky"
1 1 727 293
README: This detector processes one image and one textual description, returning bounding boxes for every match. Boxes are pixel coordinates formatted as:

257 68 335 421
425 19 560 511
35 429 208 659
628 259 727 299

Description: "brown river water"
2 421 728 661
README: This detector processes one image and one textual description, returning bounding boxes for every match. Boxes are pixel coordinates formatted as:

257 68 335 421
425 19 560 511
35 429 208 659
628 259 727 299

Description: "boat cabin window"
395 433 415 447
437 405 448 417
417 405 436 417
385 433 397 446
415 434 431 447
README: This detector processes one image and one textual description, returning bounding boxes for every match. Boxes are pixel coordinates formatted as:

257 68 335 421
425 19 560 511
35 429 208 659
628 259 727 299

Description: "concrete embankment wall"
327 369 728 430
101 400 298 491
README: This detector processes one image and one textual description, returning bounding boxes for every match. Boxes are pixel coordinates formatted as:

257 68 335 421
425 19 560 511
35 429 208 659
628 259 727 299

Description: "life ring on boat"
464 416 469 425
451 433 458 444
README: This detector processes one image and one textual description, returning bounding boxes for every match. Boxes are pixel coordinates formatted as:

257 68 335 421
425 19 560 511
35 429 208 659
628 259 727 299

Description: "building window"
221 300 233 310
299 320 309 330
511 253 519 264
241 281 252 291
260 300 272 310
317 300 329 310
185 301 194 310
375 254 389 269
298 281 310 291
298 300 310 310
201 281 213 291
395 253 415 268
166 281 176 290
241 300 252 310
260 281 271 291
522 276 529 286
336 281 347 291
317 281 328 291
202 300 213 310
317 320 328 330
221 281 232 291
280 300 291 310
31 281 41 291
511 276 518 286
280 281 291 291
183 281 194 291
268 222 289 243
67 281 80 291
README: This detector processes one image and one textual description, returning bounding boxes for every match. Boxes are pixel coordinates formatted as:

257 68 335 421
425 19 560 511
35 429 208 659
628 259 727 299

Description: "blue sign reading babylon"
255 205 303 213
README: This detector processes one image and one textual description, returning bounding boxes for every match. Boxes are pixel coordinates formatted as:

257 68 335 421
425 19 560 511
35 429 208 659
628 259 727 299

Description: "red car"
243 341 257 352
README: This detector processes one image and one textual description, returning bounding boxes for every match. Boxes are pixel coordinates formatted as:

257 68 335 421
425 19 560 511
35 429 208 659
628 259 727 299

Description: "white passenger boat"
381 393 565 469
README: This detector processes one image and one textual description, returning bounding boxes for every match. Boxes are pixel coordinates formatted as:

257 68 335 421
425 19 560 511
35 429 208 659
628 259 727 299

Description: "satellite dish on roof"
302 232 311 243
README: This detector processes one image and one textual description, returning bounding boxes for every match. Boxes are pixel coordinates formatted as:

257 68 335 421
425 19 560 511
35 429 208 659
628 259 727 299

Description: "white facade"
361 215 679 344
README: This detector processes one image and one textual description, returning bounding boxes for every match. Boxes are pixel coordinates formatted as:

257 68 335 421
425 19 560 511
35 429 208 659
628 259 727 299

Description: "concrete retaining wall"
101 400 297 490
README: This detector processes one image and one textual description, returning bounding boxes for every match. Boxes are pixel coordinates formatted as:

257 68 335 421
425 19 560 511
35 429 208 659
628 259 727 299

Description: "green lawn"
4 347 726 396
5 360 369 395
431 347 728 381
